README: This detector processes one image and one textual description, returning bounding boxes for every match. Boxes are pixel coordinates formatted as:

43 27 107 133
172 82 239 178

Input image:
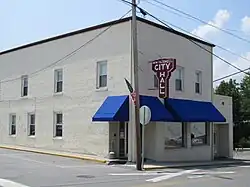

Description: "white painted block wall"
136 21 214 162
0 21 132 157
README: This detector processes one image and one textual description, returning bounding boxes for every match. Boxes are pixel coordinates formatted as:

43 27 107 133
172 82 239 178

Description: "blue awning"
140 95 175 122
92 95 129 122
165 98 226 122
92 95 175 122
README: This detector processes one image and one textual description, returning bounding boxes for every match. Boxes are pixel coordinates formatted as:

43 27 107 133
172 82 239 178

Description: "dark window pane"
56 125 62 137
56 81 63 92
175 79 182 91
11 115 16 125
23 86 28 96
11 125 16 135
195 82 200 93
99 75 107 87
30 114 35 125
29 125 35 136
56 113 63 124
154 75 159 88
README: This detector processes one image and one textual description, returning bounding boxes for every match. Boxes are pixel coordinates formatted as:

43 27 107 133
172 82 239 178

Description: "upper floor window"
153 74 159 88
195 71 202 94
21 75 28 97
97 61 107 88
54 69 63 93
175 66 184 91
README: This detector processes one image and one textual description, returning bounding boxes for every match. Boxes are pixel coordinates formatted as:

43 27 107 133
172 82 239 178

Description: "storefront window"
191 123 209 146
164 123 185 148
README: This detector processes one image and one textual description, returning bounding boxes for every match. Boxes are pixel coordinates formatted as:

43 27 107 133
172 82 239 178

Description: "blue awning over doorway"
92 95 129 122
92 95 175 122
165 98 226 122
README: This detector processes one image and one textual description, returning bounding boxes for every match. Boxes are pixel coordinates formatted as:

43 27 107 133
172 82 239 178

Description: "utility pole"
131 0 142 171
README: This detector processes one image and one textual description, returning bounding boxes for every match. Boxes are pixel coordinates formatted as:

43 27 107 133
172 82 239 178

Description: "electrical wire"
0 9 132 84
119 0 250 78
140 16 250 82
145 0 250 45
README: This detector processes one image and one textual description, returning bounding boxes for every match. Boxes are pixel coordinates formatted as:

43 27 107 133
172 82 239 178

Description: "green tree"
240 73 250 122
215 79 242 125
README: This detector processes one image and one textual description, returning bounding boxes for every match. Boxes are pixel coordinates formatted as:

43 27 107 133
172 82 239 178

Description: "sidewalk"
124 158 250 170
0 144 108 163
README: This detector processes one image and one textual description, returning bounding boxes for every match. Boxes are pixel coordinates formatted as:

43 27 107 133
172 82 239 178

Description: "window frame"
96 61 107 89
9 113 16 136
53 112 63 138
21 75 28 97
153 74 159 88
195 70 202 94
28 113 36 136
164 123 186 149
175 66 184 91
191 122 209 146
54 69 63 93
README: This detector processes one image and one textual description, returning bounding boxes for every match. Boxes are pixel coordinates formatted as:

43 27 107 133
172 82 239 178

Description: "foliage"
215 72 250 146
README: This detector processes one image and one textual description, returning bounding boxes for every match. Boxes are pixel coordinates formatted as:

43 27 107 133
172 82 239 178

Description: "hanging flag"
124 78 136 105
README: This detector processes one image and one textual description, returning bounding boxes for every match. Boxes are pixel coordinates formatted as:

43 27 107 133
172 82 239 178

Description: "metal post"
131 0 142 170
141 109 145 169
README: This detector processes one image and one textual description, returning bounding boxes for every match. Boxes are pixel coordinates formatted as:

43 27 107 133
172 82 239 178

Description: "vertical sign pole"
131 0 142 170
142 108 145 169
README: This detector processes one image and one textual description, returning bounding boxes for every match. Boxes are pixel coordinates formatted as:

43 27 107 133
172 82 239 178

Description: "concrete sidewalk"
0 144 108 163
124 159 250 170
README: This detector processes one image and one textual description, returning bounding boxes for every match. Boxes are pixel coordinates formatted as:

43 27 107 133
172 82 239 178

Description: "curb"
0 145 107 164
143 161 246 171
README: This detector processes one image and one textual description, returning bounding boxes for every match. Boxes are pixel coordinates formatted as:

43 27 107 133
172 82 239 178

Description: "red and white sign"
151 58 176 98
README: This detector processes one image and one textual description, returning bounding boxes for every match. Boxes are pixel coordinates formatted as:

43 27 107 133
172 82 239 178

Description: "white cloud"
241 16 250 34
213 52 250 87
192 9 230 39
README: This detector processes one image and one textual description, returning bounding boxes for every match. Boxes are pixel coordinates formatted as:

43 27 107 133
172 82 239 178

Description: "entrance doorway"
119 122 128 158
214 123 230 159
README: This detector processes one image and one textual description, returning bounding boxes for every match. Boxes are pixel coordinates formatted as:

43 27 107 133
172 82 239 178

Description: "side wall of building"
137 20 214 161
0 21 132 157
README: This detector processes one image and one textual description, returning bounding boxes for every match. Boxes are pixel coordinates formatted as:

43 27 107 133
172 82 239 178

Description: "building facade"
0 17 233 162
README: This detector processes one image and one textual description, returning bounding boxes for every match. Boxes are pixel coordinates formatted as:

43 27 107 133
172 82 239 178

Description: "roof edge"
136 17 215 47
0 17 132 56
0 16 215 56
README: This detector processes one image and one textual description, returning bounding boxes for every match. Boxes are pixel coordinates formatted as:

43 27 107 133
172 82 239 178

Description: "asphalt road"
0 148 250 187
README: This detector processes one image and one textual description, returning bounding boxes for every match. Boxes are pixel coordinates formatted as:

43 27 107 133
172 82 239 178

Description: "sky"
1 0 250 87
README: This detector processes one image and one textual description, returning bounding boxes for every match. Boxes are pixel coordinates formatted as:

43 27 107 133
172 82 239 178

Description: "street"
0 148 250 187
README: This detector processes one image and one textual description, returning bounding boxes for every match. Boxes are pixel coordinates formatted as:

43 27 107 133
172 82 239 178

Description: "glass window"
9 114 16 135
54 112 63 137
154 74 159 88
164 123 185 148
175 67 184 91
191 123 209 146
21 75 28 97
97 61 107 88
54 69 63 93
28 114 35 136
195 71 202 94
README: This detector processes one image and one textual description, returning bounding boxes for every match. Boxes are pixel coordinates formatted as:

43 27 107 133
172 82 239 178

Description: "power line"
145 0 250 45
213 67 250 82
120 0 250 78
0 9 132 84
143 16 250 81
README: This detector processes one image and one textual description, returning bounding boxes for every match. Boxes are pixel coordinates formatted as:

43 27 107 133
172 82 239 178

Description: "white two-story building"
0 16 233 162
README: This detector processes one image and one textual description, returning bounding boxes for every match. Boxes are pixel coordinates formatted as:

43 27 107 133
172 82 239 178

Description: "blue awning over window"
92 95 129 122
165 98 226 122
92 95 175 122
